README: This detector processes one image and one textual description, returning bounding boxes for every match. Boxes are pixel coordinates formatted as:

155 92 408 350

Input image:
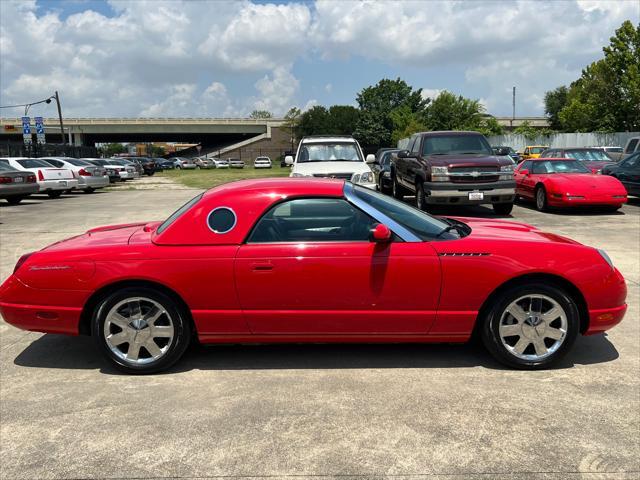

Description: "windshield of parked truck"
565 150 612 161
423 135 492 156
298 143 362 163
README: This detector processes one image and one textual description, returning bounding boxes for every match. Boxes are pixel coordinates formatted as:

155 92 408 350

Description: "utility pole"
512 87 516 129
54 91 66 145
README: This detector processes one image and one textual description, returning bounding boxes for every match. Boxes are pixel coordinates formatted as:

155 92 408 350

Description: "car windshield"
67 159 93 166
298 143 362 163
530 147 547 154
17 159 55 168
605 147 623 153
565 150 611 161
0 163 19 172
423 135 492 155
352 185 458 240
110 160 130 166
532 160 591 174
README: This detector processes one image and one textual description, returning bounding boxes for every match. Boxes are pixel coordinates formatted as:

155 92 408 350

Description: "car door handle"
251 262 274 271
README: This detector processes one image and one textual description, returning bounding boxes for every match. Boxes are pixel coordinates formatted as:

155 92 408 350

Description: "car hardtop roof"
300 135 358 143
201 177 345 200
528 157 577 161
526 145 550 148
558 147 608 151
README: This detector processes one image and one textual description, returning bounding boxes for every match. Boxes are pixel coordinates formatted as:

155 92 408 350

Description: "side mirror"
520 169 529 176
365 154 376 164
284 155 294 166
397 150 410 159
370 223 392 243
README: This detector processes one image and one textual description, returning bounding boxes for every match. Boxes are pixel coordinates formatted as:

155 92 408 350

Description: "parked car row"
183 156 274 169
0 155 160 205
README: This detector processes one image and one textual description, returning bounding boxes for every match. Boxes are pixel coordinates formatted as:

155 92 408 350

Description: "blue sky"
1 0 638 118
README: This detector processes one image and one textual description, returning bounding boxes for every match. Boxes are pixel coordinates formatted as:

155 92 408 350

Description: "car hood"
445 217 581 245
426 154 511 167
541 173 626 194
292 161 371 176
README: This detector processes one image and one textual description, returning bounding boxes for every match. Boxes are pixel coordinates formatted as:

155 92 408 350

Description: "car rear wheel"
6 196 24 205
47 191 63 198
535 186 548 211
493 202 513 215
92 287 191 374
84 187 95 194
481 283 579 369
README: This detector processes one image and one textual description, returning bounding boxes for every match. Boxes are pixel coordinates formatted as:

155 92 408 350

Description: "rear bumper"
78 175 110 189
0 183 40 197
254 164 272 168
423 180 516 205
38 179 78 191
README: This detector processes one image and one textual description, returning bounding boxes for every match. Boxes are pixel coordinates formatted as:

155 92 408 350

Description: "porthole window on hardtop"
207 207 237 234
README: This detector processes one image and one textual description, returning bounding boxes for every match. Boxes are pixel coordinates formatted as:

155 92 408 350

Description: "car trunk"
40 168 74 180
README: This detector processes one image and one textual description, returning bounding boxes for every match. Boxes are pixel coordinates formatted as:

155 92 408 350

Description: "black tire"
480 282 580 369
6 196 24 205
378 176 390 195
415 181 427 211
147 171 155 176
92 287 192 374
493 202 513 215
84 187 95 194
47 191 63 198
392 173 404 200
535 185 548 212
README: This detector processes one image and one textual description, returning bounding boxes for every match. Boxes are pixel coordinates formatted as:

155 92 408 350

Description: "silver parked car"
229 158 245 168
0 163 39 204
253 156 272 169
171 157 197 169
194 157 215 169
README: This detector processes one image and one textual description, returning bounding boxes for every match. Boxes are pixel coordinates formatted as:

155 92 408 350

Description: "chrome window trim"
207 206 237 234
343 182 422 243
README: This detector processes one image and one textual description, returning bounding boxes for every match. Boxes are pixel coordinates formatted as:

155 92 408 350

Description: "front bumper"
586 304 627 335
547 194 627 207
423 180 516 205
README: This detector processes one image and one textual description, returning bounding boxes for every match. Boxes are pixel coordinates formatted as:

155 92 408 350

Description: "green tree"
327 105 360 135
150 145 165 157
98 143 126 157
558 20 640 132
389 106 428 146
424 91 485 131
250 110 273 119
355 78 429 147
544 86 569 130
297 106 330 137
283 107 302 151
513 120 540 139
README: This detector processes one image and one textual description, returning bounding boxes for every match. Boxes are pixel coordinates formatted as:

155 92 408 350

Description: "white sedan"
40 157 109 193
254 156 272 169
0 157 78 198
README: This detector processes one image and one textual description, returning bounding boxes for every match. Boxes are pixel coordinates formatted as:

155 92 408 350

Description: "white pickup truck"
286 136 376 189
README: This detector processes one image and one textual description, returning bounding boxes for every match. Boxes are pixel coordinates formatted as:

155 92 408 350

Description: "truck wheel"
493 203 513 215
392 174 404 200
416 183 427 211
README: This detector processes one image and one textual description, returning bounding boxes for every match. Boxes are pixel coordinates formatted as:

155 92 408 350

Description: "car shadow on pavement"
514 200 627 216
13 332 619 375
0 199 43 208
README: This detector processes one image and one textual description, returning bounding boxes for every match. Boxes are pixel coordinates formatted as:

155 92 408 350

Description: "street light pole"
53 91 66 145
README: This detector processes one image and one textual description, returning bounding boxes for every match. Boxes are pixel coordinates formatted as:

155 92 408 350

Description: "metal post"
54 91 66 145
512 87 516 128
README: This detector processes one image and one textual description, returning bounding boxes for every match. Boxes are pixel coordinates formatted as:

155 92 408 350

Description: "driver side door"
234 197 441 335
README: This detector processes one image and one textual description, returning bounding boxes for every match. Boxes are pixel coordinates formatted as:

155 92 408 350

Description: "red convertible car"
0 179 627 373
515 158 628 211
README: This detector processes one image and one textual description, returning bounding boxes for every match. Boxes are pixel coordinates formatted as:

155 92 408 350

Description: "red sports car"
515 158 628 211
0 179 627 373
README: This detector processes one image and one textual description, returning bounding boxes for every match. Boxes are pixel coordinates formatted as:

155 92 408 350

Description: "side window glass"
248 198 378 243
625 139 638 154
411 136 421 154
406 137 416 153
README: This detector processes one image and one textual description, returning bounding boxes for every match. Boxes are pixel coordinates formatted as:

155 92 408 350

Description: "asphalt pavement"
0 189 638 480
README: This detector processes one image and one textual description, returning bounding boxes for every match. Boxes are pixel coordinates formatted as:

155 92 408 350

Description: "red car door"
234 197 441 334
515 161 536 199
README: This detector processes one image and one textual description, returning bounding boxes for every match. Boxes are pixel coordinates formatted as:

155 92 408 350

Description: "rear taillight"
0 176 11 184
78 168 91 176
27 175 36 183
14 252 34 274
38 170 44 181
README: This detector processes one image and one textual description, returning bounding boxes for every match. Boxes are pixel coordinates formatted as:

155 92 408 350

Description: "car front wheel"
481 283 579 369
415 182 427 211
6 196 24 205
392 173 403 200
92 287 191 374
493 202 513 215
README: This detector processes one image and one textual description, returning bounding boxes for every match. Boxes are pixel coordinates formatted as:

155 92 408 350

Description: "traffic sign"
35 117 46 144
21 116 32 145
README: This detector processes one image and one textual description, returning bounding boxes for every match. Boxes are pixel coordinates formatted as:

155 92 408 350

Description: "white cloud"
253 67 300 114
421 89 442 101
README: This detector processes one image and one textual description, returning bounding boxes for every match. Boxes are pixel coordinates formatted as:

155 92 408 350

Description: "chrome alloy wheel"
103 297 174 365
536 188 546 210
498 294 568 361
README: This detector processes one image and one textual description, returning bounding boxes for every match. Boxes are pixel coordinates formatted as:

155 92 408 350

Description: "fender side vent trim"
438 252 491 257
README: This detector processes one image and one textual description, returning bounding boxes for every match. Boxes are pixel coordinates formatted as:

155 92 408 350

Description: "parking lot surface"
1 190 638 479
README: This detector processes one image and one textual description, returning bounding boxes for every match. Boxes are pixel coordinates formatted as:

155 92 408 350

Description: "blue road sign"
35 117 44 134
21 116 31 134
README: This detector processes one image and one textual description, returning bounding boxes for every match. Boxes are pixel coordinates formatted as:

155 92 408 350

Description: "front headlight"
597 249 614 269
500 165 515 172
432 166 448 175
359 172 374 183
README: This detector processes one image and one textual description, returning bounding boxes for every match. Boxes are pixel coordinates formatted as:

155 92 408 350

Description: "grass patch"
159 166 290 189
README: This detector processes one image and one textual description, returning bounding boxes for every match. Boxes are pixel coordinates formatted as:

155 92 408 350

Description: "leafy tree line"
544 20 639 132
291 78 503 149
